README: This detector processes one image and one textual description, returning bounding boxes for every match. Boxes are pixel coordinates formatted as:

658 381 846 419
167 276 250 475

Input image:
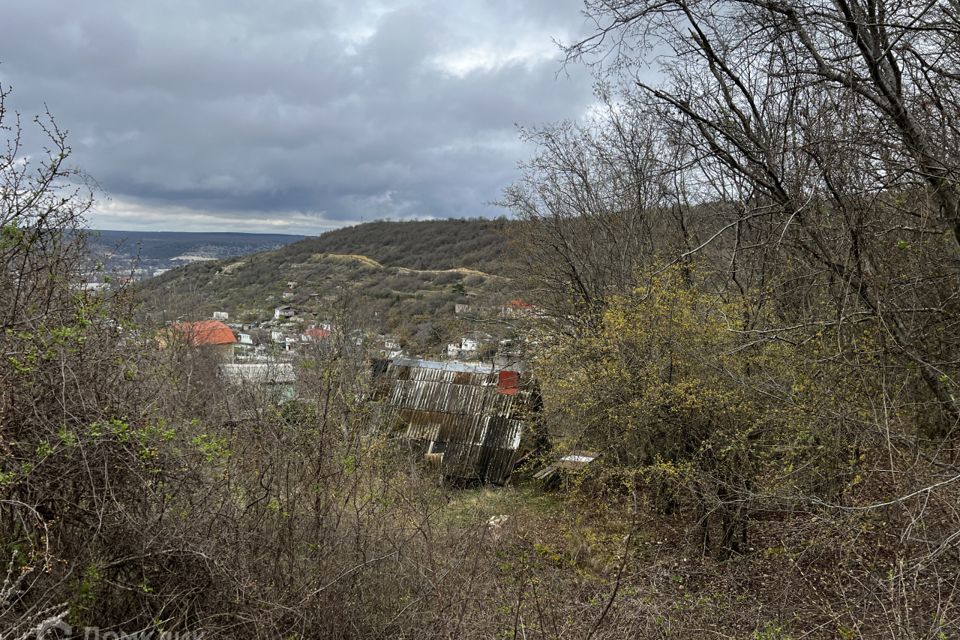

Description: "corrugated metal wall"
374 360 535 484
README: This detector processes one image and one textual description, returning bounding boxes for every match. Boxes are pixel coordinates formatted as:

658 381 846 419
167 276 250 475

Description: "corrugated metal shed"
219 363 296 385
373 358 538 485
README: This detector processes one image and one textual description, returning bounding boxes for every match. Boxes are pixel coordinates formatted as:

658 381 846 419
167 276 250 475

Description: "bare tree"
560 0 960 428
500 91 679 330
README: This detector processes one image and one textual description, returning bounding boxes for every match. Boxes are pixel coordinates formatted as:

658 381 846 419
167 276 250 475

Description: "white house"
446 338 480 358
274 306 295 320
213 311 229 321
446 332 493 359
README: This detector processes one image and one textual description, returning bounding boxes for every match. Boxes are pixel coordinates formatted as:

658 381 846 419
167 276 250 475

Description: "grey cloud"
0 0 595 233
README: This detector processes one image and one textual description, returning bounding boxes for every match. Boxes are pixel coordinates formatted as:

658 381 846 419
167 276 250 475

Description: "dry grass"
309 252 384 269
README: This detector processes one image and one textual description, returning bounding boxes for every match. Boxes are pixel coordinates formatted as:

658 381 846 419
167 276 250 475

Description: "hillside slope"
136 219 520 351
258 218 516 274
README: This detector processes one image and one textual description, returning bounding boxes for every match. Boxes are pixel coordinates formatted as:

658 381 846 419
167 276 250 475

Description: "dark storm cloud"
0 0 595 233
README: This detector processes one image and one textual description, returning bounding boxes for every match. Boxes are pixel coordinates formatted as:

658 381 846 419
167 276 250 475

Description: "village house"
163 320 237 360
266 329 300 352
212 311 229 321
273 305 296 321
234 331 275 362
500 299 537 318
366 334 403 358
445 331 493 359
302 327 331 342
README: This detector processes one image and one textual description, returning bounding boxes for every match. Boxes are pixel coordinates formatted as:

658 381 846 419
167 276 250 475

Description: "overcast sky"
0 0 597 235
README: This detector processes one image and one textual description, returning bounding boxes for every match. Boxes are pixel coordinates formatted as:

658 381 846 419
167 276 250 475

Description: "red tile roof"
304 328 331 340
173 320 237 347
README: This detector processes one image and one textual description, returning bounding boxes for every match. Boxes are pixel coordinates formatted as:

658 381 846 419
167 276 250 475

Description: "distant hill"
88 229 306 263
136 219 522 352
265 218 515 274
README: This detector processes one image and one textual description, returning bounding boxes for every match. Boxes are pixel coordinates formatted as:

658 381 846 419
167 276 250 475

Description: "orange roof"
173 320 236 347
305 328 331 340
507 299 534 309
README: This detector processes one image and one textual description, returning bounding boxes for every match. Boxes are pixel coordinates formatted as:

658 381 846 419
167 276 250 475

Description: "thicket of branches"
0 81 649 639
0 85 509 639
6 0 960 635
503 0 960 634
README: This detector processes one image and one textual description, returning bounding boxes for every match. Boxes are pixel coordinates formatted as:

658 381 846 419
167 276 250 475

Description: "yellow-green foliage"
540 265 752 462
537 264 869 504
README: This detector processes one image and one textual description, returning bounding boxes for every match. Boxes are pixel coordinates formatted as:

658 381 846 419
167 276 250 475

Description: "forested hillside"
283 218 516 274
